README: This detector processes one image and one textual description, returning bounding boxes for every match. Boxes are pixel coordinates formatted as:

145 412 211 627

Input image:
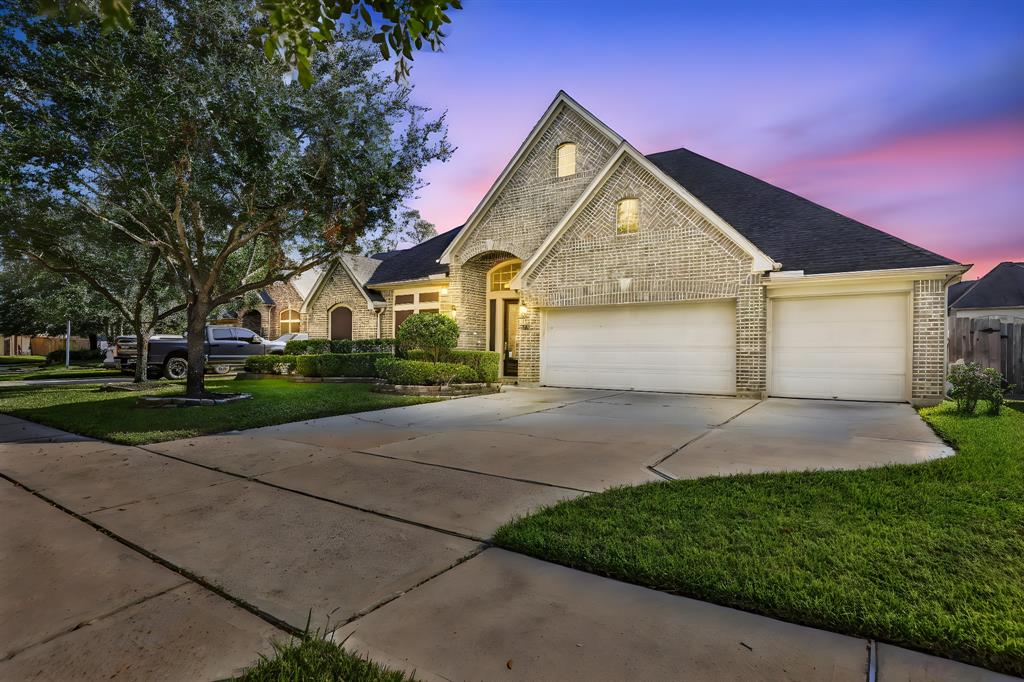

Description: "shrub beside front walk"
294 352 391 378
375 358 478 386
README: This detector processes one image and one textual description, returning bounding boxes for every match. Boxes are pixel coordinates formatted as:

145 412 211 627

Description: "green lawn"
234 632 411 682
0 365 120 381
0 378 436 444
495 402 1024 676
0 355 46 364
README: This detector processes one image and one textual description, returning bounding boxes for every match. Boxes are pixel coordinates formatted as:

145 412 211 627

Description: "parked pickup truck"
121 326 284 379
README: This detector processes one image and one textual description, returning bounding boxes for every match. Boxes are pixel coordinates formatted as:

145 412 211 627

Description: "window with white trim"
616 198 640 234
393 287 444 332
556 142 577 177
279 308 301 334
489 260 521 291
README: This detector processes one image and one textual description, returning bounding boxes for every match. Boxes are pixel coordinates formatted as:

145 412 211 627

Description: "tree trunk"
133 323 151 384
184 299 209 398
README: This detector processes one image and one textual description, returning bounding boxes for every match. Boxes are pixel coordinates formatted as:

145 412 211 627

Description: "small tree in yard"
397 313 458 362
948 362 1014 416
1 0 450 396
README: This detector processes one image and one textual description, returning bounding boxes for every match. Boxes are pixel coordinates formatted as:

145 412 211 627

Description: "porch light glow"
519 304 528 315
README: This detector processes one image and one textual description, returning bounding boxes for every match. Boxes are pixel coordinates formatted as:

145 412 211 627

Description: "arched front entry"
241 310 262 334
486 259 522 377
330 306 353 340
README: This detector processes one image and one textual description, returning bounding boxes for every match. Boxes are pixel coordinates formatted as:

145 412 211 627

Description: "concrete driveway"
3 387 990 682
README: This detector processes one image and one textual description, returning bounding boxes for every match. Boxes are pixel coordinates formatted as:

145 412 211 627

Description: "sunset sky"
403 0 1023 279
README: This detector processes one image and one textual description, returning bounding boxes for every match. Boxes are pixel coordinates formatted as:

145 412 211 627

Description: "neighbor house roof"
948 262 1024 310
366 227 463 285
646 147 959 275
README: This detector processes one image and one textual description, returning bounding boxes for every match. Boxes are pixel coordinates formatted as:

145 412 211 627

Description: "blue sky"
402 0 1024 277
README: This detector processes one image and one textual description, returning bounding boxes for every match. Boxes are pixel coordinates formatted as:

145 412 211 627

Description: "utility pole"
65 319 71 368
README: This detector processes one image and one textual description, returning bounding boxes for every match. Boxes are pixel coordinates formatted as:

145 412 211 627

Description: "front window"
393 288 446 332
556 142 577 177
616 198 640 234
280 308 301 334
489 260 521 292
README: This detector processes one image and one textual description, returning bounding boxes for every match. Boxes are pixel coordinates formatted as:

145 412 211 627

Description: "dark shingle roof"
258 290 274 305
947 280 974 307
949 262 1024 310
646 147 959 275
366 227 463 285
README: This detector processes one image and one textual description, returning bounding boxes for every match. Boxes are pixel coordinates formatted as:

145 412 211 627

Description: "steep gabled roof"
646 146 959 275
299 252 384 312
949 262 1024 309
366 227 462 285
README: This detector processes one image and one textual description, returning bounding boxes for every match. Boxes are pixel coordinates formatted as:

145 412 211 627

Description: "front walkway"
0 389 1009 681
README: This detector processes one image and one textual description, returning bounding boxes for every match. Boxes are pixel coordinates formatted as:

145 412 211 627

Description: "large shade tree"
1 0 450 396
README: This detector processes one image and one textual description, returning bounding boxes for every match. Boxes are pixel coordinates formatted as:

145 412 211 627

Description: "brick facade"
912 279 947 404
238 281 305 339
299 97 953 404
303 262 379 339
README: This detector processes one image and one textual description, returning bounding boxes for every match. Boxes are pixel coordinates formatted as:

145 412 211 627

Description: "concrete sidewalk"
0 480 280 681
0 391 1015 681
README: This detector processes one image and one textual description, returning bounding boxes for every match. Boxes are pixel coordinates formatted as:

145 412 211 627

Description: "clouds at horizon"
405 0 1023 278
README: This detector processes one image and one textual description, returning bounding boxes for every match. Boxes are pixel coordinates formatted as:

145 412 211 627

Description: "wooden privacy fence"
948 317 1024 396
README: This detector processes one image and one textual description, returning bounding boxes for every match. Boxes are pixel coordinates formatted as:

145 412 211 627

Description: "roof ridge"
646 145 957 267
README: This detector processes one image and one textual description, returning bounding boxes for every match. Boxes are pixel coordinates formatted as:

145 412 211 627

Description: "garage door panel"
542 302 736 395
771 294 908 402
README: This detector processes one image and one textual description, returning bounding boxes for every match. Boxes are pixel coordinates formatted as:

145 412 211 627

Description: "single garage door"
770 293 908 401
541 301 736 394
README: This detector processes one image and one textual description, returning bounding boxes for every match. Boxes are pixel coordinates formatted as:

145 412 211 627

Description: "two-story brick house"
302 91 968 405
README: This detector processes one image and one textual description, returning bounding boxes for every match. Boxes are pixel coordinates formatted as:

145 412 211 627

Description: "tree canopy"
36 0 461 86
1 0 451 393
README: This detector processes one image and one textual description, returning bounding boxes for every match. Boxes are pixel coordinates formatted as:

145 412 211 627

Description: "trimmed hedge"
404 349 500 383
375 358 478 386
244 355 298 375
285 338 396 355
294 352 390 378
46 349 105 365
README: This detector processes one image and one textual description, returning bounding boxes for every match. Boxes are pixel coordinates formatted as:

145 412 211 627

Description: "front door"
502 299 519 377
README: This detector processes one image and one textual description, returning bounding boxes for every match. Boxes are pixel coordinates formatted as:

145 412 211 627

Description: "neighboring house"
947 262 1024 323
303 91 969 405
233 280 307 339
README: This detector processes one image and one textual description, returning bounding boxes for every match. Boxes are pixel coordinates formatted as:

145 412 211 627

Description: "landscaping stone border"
136 393 252 408
373 383 500 397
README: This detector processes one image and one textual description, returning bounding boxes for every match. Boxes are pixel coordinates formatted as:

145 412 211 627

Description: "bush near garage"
294 352 391 378
375 358 477 386
45 348 105 365
404 349 500 383
948 362 1015 415
244 355 299 375
284 338 395 355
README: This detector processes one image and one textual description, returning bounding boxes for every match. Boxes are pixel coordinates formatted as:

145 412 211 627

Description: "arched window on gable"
280 309 301 334
556 142 577 177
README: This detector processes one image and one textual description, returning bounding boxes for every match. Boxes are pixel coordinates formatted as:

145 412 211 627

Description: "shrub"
375 358 477 386
285 338 395 355
396 314 459 362
330 338 396 354
295 355 320 377
244 355 298 375
284 339 331 355
293 352 390 378
46 348 105 365
405 349 500 383
948 362 1013 415
316 352 389 377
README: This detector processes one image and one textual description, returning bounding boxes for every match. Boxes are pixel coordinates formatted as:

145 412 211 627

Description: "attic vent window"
616 198 640 234
556 142 577 177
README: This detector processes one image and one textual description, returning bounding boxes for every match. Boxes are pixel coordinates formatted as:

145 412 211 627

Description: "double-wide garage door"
540 293 909 401
770 293 908 402
541 301 736 395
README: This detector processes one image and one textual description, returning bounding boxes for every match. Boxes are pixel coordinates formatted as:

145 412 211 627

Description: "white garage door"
541 301 736 395
771 293 908 402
